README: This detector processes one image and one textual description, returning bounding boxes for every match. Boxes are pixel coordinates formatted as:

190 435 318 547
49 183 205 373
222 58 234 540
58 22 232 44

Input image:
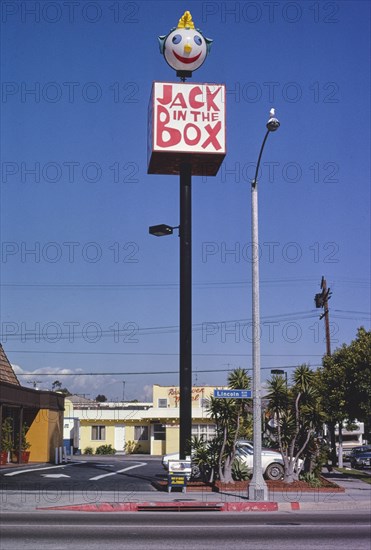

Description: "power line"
15 364 322 377
2 277 369 289
7 350 323 356
0 310 322 342
2 309 368 343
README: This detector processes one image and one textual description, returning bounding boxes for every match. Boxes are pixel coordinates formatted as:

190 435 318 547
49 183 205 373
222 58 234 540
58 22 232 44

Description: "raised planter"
153 475 344 493
0 451 9 465
214 476 344 493
14 451 31 464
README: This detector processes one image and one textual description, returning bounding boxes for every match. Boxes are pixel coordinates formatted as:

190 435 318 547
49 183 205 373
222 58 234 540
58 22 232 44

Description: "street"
0 458 370 550
1 511 370 550
0 456 163 492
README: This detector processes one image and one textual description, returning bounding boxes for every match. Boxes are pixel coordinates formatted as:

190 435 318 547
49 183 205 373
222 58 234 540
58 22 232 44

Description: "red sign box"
147 82 226 176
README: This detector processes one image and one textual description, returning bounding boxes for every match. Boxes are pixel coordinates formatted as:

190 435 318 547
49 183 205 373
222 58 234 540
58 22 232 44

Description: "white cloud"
12 363 120 398
142 384 153 401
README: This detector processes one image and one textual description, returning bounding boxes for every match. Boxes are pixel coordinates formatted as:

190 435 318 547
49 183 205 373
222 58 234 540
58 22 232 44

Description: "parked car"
349 445 371 458
235 444 285 481
162 441 298 481
350 446 371 469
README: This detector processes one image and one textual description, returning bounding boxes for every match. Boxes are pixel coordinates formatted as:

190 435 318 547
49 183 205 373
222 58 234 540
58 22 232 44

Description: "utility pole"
27 380 41 390
314 277 341 466
314 276 332 356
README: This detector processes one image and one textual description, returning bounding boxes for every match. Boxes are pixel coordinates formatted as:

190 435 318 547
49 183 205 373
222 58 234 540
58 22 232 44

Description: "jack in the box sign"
148 82 226 176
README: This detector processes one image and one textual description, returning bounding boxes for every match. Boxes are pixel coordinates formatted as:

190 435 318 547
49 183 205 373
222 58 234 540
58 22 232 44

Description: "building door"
114 424 125 454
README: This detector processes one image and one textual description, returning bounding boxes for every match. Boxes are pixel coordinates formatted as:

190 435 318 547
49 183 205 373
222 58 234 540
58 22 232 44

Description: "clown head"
158 11 212 77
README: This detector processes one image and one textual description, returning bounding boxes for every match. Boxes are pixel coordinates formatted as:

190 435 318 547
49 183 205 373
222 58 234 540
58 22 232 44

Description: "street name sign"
214 389 252 399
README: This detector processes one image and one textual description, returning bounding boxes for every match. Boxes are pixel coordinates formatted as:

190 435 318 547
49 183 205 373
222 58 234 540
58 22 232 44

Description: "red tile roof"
0 345 20 386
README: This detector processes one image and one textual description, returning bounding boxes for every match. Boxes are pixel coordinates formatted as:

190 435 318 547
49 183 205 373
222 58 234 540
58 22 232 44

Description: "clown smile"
173 50 202 64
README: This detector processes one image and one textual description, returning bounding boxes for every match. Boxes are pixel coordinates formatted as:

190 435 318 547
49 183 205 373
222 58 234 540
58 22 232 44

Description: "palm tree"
206 367 251 483
267 364 323 483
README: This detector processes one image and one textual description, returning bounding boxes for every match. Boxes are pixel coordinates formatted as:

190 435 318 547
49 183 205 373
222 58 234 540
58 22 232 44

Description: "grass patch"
336 468 371 485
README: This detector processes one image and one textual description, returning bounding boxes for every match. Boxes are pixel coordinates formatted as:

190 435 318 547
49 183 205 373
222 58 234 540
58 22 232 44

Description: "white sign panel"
148 81 226 175
153 82 225 153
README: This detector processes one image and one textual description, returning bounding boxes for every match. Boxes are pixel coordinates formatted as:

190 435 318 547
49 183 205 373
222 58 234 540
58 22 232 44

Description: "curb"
38 501 301 512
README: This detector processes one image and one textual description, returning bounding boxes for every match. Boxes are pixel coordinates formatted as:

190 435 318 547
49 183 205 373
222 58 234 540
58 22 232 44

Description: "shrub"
95 444 116 455
232 459 250 481
14 423 31 451
1 417 14 452
124 441 142 454
300 472 322 487
84 447 94 455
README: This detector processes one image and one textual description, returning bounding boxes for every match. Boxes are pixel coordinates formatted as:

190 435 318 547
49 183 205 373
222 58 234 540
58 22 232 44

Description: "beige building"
65 385 224 456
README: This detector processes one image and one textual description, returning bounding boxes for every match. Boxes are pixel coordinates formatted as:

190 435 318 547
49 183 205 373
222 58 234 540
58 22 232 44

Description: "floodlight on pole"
149 224 179 237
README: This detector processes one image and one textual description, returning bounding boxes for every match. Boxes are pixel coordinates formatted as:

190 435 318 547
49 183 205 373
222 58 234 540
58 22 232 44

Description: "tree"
51 380 71 396
52 380 62 391
318 327 371 461
266 364 324 483
95 394 107 402
206 367 251 483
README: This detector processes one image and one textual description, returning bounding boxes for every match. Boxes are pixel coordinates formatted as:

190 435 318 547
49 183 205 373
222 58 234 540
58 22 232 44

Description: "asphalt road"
0 456 164 492
1 511 370 550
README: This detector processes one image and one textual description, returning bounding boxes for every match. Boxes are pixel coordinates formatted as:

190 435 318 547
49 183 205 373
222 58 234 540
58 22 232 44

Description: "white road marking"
89 462 147 481
3 462 86 477
41 474 71 478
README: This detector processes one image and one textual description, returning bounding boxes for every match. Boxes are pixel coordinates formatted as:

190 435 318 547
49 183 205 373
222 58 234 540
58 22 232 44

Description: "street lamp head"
149 224 174 237
149 224 180 237
271 369 285 376
266 107 280 132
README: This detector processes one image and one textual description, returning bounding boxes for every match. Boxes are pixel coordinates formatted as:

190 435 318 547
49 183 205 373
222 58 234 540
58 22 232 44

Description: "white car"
236 443 284 480
236 440 304 480
162 441 297 481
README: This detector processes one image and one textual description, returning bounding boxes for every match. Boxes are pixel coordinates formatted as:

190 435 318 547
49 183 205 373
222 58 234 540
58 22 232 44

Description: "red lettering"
189 86 204 109
202 122 222 150
170 92 187 109
206 86 221 111
184 123 201 146
156 84 173 106
156 105 181 148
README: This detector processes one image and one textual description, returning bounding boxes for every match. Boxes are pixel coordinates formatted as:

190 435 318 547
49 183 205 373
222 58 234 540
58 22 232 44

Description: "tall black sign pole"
179 162 192 459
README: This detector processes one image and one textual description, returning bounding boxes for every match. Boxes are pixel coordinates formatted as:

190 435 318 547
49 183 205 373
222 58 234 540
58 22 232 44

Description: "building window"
91 425 106 441
158 399 168 408
153 423 166 441
191 423 216 441
134 426 149 441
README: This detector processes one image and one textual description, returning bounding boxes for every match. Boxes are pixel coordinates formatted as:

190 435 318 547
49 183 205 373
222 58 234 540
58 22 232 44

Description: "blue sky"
1 0 370 401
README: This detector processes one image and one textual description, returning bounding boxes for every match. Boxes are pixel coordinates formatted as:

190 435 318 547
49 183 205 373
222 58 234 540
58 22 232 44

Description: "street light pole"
271 369 288 386
248 109 280 501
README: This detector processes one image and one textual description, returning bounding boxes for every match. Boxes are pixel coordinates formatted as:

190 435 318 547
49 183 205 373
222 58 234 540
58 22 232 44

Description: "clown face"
164 28 208 72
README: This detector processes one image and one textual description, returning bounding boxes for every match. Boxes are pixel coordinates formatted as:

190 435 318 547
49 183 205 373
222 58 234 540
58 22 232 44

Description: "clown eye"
172 34 182 44
194 35 202 46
